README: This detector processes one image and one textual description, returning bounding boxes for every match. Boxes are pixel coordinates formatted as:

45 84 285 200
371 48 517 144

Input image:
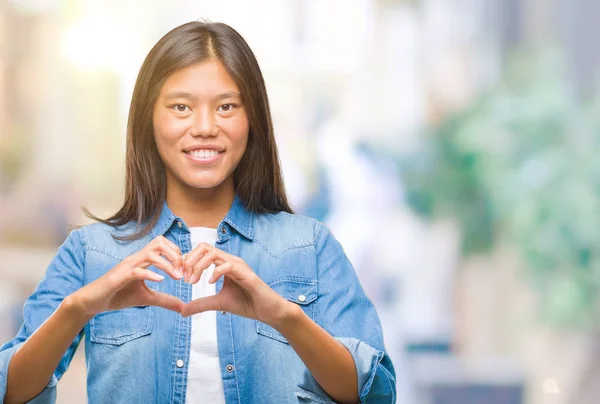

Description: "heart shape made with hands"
163 242 291 324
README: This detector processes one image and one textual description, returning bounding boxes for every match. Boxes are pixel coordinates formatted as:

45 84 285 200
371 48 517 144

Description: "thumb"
182 295 221 317
145 290 185 313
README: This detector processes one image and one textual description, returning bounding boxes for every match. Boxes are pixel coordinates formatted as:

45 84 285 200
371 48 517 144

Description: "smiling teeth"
189 149 219 159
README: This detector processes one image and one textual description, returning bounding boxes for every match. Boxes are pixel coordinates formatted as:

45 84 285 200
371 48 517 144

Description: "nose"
190 107 218 137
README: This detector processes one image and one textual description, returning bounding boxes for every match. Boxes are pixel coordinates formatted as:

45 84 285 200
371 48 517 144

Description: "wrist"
62 293 95 323
269 300 304 332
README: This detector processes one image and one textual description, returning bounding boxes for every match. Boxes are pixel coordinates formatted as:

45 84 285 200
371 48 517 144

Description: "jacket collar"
152 194 255 240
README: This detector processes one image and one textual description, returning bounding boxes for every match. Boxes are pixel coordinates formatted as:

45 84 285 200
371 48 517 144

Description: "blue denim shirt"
0 196 396 403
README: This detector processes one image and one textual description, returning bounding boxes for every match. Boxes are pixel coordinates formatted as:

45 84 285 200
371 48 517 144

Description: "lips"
184 148 223 165
182 144 225 153
185 149 221 159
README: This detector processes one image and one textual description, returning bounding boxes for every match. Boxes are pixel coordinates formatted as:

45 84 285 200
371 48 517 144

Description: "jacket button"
226 364 234 373
221 311 227 315
176 359 184 368
177 221 183 228
221 227 227 234
298 295 306 302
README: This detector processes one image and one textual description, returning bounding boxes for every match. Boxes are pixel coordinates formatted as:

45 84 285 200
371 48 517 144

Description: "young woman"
0 21 396 404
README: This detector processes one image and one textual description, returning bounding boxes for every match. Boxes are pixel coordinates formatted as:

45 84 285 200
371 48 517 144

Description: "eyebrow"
214 91 241 101
164 91 196 101
163 91 241 102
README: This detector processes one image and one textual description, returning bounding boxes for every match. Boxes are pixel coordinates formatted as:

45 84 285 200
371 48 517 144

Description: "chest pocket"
256 277 318 344
89 283 157 346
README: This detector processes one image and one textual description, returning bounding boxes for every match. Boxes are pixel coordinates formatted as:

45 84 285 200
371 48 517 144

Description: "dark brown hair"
84 21 292 240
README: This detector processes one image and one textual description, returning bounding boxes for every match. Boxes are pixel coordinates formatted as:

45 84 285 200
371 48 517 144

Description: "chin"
171 170 231 191
187 181 222 190
185 177 226 190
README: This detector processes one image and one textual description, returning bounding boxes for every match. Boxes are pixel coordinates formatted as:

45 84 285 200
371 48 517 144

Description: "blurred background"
1 0 600 403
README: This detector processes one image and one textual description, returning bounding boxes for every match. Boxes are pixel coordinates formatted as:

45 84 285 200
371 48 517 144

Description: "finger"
189 251 226 284
150 236 184 274
143 251 182 280
181 295 221 317
159 236 182 255
125 267 165 284
188 261 209 285
182 243 213 282
208 262 235 284
133 239 182 278
160 237 184 271
146 290 185 313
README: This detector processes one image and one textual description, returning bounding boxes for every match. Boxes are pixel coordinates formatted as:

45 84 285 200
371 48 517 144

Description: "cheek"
224 117 249 152
154 117 187 152
156 118 188 139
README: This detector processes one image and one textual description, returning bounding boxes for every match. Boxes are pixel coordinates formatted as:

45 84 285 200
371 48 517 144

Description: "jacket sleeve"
296 223 396 403
0 229 86 403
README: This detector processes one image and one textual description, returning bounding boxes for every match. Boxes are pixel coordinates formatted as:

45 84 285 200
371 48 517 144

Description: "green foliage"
400 51 600 328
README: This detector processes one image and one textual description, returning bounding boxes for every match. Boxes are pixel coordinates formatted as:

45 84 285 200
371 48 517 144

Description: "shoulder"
75 221 151 260
254 211 322 236
251 211 329 254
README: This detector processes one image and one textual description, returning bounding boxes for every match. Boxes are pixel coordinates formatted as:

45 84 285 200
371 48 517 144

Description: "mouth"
183 149 223 165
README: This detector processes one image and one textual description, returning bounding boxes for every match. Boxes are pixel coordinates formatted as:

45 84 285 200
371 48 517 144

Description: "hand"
70 236 185 317
180 243 294 326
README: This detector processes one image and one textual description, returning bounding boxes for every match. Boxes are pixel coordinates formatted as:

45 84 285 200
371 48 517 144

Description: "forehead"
159 59 240 97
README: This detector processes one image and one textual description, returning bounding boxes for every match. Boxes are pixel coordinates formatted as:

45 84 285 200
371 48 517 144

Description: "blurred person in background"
0 21 395 404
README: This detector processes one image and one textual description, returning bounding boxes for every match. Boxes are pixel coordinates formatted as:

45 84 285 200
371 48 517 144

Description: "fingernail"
154 274 165 281
171 267 180 279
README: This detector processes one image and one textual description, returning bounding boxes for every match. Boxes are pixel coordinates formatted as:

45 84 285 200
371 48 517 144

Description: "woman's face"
153 59 249 197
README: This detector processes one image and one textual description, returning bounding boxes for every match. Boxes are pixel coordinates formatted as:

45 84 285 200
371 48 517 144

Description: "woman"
0 21 395 404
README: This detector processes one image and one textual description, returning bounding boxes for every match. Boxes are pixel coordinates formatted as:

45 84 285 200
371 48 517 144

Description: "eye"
171 104 190 113
217 103 237 112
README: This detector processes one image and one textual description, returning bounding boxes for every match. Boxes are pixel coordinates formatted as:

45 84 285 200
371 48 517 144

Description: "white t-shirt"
185 227 226 404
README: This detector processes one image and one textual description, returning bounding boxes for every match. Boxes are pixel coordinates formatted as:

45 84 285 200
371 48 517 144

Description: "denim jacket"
0 196 396 403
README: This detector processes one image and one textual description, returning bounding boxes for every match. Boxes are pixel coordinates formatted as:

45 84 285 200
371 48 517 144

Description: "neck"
166 181 235 229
